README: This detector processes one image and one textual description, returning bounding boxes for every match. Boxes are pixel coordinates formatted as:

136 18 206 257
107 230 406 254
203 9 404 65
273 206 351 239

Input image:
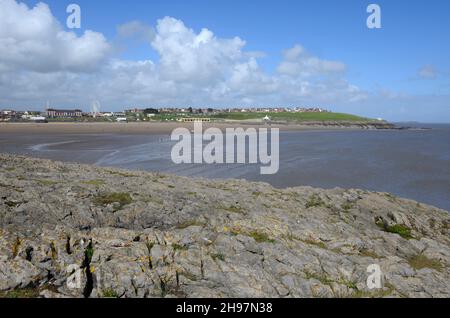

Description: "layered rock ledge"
0 153 449 298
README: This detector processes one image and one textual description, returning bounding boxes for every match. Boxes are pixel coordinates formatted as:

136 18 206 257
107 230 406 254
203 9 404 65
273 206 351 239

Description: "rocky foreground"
0 154 449 298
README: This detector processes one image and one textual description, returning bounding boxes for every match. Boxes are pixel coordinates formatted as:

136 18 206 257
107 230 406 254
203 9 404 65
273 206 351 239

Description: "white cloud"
0 0 110 73
277 44 346 77
151 17 246 84
0 1 364 111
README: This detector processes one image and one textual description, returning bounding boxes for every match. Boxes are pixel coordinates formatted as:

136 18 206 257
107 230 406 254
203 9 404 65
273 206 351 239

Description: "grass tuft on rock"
172 243 188 251
176 220 205 229
375 218 414 240
301 238 327 249
36 179 58 186
0 287 40 298
93 192 132 209
408 254 443 271
102 288 119 298
82 179 105 186
385 224 413 239
305 194 325 208
211 253 226 262
248 230 275 243
341 201 355 212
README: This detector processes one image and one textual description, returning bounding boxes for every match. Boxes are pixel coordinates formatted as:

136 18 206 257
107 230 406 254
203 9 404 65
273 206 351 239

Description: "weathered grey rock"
0 153 449 298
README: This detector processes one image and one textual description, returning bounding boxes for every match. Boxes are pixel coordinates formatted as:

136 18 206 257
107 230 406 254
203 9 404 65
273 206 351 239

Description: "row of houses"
1 108 87 122
1 110 44 122
124 106 329 114
1 106 330 122
226 107 329 113
46 109 83 118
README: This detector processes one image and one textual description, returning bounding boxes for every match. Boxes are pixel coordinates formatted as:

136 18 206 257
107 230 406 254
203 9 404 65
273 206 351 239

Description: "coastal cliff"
0 154 449 298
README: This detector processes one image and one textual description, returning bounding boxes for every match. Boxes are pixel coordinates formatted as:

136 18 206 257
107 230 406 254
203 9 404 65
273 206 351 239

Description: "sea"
1 123 449 211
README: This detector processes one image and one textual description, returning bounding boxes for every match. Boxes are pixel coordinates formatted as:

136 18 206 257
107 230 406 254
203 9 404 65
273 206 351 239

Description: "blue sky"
2 0 450 122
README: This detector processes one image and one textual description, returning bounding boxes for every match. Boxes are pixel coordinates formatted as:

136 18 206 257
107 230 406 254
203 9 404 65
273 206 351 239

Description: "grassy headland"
209 111 372 122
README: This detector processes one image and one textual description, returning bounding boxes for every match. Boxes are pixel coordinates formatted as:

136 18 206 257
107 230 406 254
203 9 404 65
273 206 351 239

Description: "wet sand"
0 122 380 135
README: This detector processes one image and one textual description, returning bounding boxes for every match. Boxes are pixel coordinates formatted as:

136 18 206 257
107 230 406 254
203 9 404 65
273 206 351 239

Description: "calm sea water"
1 124 449 211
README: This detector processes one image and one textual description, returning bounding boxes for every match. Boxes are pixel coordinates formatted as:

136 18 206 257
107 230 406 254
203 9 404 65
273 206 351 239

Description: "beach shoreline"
0 121 396 135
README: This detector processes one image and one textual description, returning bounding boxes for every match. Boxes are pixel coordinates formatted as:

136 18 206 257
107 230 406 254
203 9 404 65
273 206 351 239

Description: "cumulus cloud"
0 0 110 73
0 0 364 110
277 44 346 78
151 17 246 84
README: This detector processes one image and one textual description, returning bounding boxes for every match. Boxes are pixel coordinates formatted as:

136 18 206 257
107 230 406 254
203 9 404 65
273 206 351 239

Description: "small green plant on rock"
0 287 40 298
102 288 119 298
93 192 132 210
36 179 58 186
248 230 275 243
305 194 325 208
176 220 205 229
359 248 380 259
375 218 413 240
341 201 355 212
172 243 188 251
407 254 443 271
301 238 327 249
385 224 413 239
211 253 226 262
82 179 105 186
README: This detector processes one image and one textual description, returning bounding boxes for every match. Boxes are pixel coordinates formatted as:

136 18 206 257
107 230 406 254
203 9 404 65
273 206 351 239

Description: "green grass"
407 254 443 271
0 287 40 298
305 194 326 208
341 201 355 212
93 192 132 209
359 249 381 259
227 227 275 243
36 179 58 186
176 220 205 229
85 243 94 263
210 253 226 262
350 286 394 298
248 230 275 243
148 113 180 121
385 224 413 239
210 111 372 122
101 288 119 298
375 218 414 240
304 271 334 285
301 238 327 249
172 243 188 251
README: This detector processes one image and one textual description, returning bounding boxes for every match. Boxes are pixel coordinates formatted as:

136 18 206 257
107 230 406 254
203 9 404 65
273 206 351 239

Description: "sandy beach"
0 121 392 135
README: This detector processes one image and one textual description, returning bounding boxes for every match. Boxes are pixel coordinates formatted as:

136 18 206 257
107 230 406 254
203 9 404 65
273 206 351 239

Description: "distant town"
0 106 330 123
